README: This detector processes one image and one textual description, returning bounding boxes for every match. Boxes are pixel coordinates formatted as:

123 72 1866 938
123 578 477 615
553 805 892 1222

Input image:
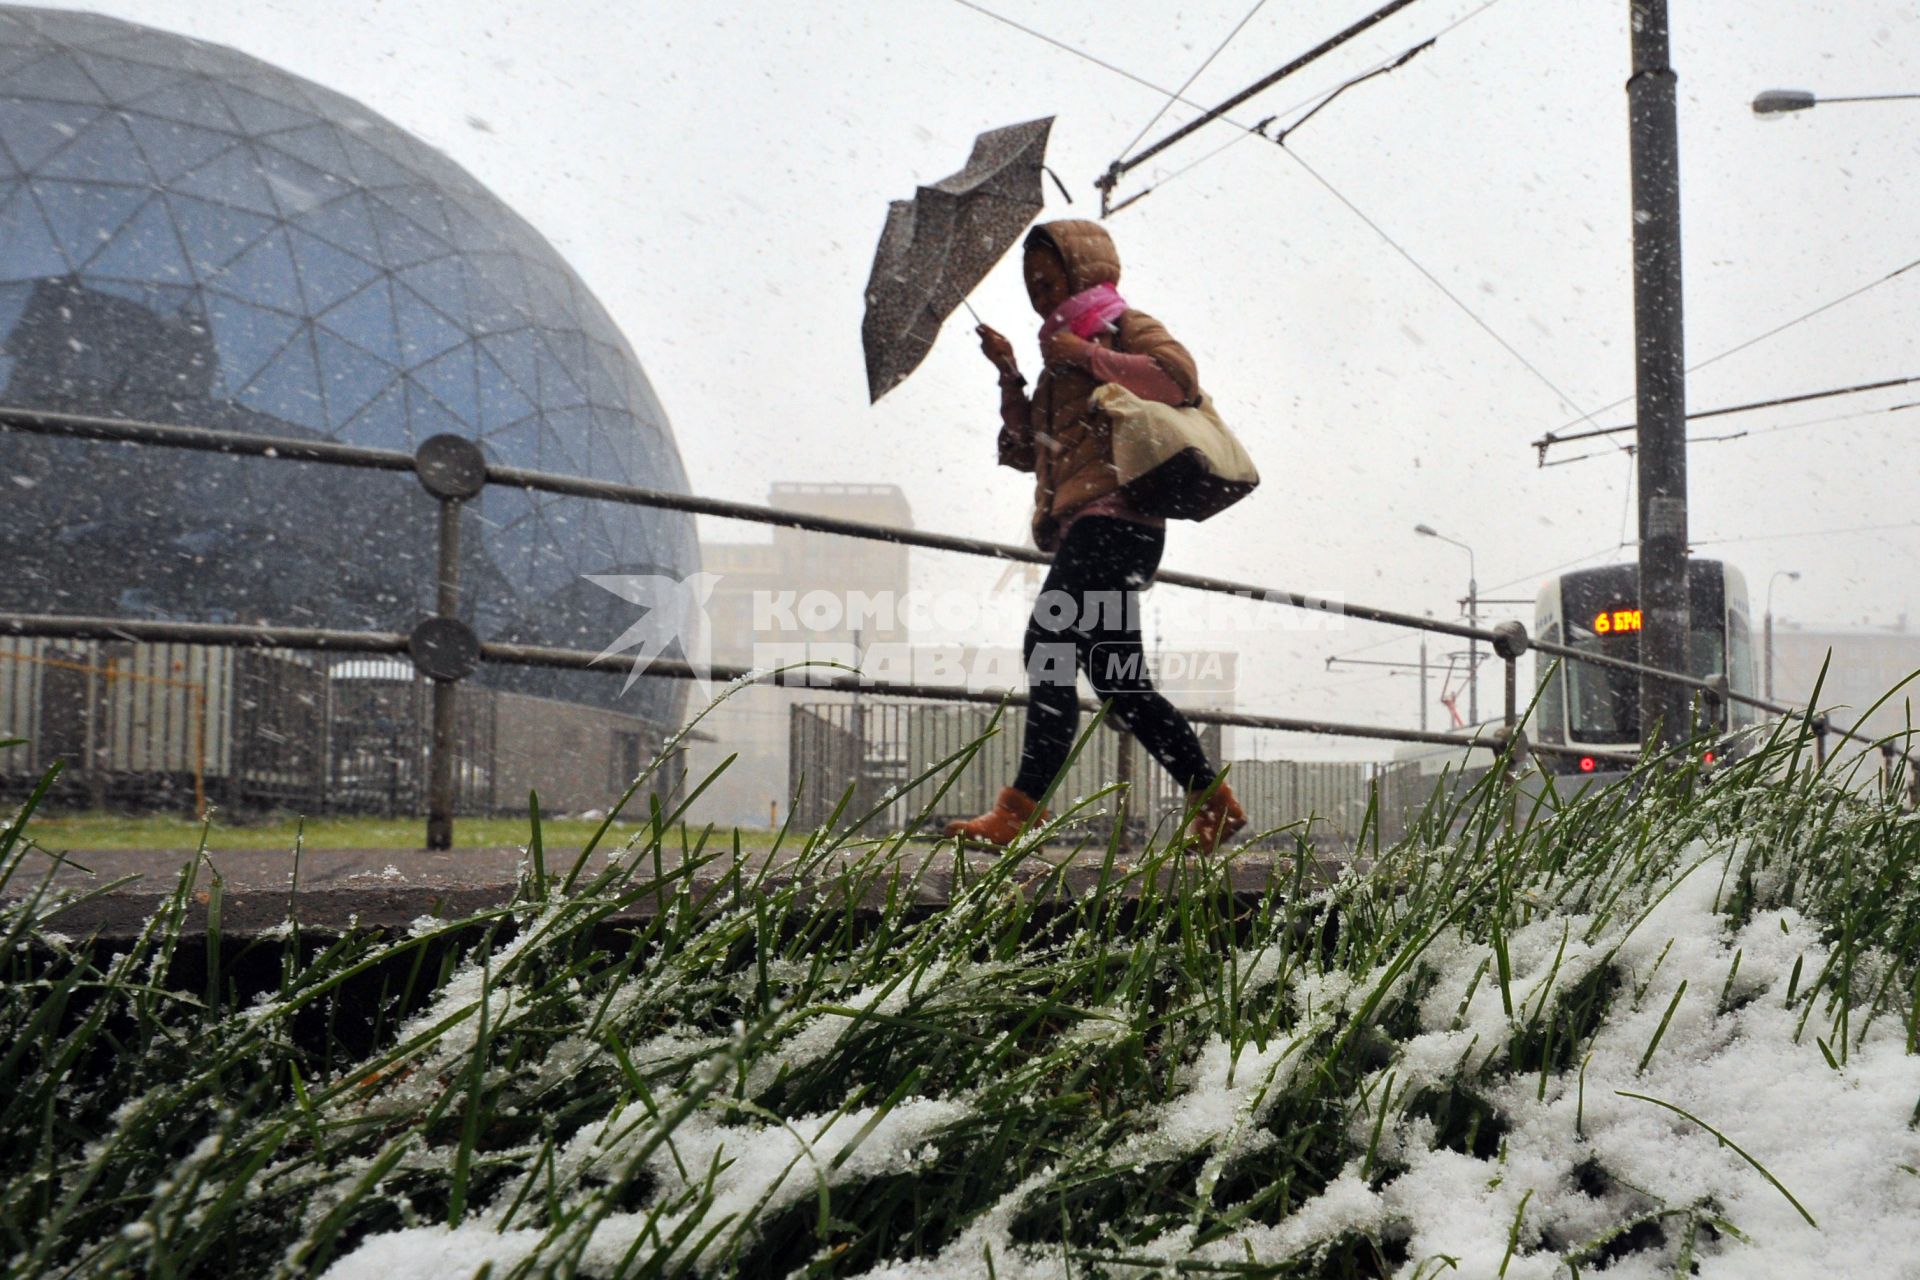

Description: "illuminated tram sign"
1593 607 1642 635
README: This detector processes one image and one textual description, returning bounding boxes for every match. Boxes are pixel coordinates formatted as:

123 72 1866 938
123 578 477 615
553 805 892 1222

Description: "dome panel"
0 5 697 725
5 48 110 104
0 98 103 172
35 113 148 182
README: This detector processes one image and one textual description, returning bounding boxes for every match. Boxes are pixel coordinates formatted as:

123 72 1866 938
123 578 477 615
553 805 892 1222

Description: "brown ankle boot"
944 786 1046 846
1185 781 1247 853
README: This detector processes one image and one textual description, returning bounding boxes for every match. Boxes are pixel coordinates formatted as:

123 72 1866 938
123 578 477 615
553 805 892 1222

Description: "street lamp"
1753 88 1920 117
1415 524 1479 723
1765 570 1800 701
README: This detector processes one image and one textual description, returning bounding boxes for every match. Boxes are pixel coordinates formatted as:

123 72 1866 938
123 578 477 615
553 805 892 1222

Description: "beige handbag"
1092 383 1260 520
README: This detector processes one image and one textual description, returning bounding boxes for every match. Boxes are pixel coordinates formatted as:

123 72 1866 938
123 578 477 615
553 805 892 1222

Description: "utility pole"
1627 0 1691 747
1466 578 1480 725
1764 607 1774 701
1419 632 1429 733
1765 570 1799 702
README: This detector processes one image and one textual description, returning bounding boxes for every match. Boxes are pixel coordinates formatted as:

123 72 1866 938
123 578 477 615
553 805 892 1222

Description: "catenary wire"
945 0 1232 113
1617 450 1636 546
1106 0 1427 185
1537 370 1920 452
1480 540 1633 597
1539 254 1920 440
950 0 1604 435
1745 399 1920 438
1114 0 1272 161
1691 519 1920 548
1278 147 1609 431
1106 0 1510 209
1537 394 1920 468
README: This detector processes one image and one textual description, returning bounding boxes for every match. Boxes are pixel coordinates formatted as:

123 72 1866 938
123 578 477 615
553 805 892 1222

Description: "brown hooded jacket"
996 220 1200 551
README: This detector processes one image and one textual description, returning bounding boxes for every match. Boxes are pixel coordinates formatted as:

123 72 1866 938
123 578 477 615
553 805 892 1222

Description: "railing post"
84 649 107 810
411 435 488 851
1700 673 1728 761
1492 621 1529 732
1812 715 1829 769
1490 621 1531 826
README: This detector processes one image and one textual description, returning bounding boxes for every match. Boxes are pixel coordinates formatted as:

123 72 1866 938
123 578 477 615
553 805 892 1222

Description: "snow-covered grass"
3 710 1920 1278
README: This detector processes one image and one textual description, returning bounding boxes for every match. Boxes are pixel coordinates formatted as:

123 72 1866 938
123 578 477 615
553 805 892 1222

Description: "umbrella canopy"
862 117 1055 403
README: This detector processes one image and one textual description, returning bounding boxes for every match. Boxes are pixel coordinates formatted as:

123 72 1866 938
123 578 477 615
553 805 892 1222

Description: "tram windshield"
1564 617 1724 743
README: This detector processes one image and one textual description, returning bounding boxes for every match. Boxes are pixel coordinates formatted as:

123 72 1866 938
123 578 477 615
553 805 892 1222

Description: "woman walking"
945 220 1246 852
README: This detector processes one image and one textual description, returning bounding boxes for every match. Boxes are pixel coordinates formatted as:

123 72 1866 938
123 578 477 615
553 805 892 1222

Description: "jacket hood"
1027 219 1121 294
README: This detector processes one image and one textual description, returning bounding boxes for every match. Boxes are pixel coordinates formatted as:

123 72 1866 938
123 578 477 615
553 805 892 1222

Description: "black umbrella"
862 116 1056 403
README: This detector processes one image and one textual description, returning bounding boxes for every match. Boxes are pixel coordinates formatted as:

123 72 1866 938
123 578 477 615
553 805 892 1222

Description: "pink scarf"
1039 283 1127 343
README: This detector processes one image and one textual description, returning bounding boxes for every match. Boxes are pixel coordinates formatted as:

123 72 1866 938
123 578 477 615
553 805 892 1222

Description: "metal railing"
2 403 1910 846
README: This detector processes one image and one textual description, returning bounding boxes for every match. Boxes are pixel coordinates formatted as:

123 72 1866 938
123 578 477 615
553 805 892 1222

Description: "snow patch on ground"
848 844 1920 1279
321 1097 968 1278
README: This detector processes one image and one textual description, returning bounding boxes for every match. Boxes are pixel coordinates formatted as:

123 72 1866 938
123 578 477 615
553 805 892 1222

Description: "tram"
1532 560 1761 773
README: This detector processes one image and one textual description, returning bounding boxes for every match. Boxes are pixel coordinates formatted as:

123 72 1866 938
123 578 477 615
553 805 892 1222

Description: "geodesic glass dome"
0 5 697 724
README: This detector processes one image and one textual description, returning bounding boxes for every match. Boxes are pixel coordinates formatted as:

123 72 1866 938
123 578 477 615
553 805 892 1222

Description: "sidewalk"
5 839 1347 939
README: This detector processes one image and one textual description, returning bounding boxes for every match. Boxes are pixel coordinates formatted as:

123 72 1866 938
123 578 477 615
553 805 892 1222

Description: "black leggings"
1011 516 1217 798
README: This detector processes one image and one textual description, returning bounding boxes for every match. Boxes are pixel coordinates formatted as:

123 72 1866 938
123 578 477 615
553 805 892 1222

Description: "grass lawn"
23 810 785 853
7 720 1918 1277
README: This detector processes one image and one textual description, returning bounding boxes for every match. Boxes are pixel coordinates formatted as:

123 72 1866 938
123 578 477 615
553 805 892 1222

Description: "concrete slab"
6 839 1353 939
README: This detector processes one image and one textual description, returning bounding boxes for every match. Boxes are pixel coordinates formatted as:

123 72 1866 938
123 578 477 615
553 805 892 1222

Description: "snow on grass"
846 824 1920 1279
322 1097 969 1278
10 726 1920 1278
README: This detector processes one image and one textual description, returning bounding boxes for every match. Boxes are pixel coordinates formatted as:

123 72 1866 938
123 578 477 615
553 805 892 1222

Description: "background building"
0 6 697 812
686 483 914 827
1770 620 1920 750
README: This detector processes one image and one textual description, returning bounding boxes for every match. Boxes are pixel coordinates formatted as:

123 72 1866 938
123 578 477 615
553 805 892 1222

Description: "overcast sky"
43 0 1920 749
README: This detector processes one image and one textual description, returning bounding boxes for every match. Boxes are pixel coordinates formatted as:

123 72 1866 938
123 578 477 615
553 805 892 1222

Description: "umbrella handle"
960 297 982 324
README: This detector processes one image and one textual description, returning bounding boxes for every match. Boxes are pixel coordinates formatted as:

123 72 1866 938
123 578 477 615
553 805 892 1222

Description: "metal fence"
789 701 1219 838
3 402 1913 848
0 637 321 812
0 634 675 818
786 700 1422 848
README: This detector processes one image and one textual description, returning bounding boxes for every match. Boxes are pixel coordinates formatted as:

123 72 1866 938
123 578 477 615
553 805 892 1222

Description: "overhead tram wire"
947 0 1406 198
1533 370 1920 461
1691 518 1920 549
1743 399 1920 438
1113 0 1273 163
1535 253 1920 446
1270 38 1436 145
1097 0 1509 213
1543 397 1920 468
1478 540 1635 598
945 0 1227 112
1538 391 1920 468
1096 0 1429 212
1101 32 1449 215
949 0 1503 217
1542 404 1920 467
1275 146 1612 435
954 0 1606 440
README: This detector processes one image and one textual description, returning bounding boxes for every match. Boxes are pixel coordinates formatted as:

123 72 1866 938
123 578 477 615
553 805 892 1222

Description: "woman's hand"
977 324 1020 378
1039 329 1093 368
